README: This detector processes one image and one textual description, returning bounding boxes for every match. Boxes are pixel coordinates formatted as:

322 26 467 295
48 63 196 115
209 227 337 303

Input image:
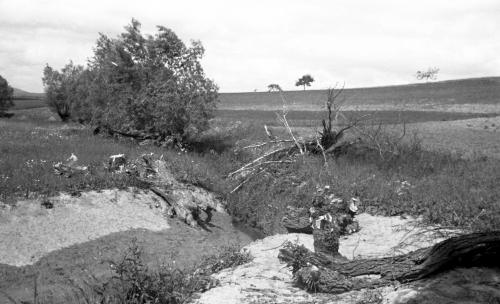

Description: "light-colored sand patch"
196 213 459 304
0 189 169 266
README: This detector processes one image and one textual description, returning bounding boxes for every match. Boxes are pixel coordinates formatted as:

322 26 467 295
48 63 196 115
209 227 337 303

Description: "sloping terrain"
0 174 254 303
219 77 500 112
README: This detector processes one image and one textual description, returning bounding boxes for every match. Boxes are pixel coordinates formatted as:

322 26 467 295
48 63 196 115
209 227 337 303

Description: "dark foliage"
42 19 218 141
0 74 14 113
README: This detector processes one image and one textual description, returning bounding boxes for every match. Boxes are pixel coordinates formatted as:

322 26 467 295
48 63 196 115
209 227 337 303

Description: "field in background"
11 87 45 110
219 77 500 113
216 109 496 127
11 98 45 110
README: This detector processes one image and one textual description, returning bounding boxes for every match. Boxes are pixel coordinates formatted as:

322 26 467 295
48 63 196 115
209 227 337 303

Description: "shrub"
0 74 14 113
100 240 252 304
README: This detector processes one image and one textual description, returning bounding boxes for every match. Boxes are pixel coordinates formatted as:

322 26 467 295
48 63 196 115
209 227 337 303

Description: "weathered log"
279 231 500 293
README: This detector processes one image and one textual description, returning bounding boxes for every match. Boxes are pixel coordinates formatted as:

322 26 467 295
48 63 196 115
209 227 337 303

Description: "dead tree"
278 231 500 293
229 85 362 192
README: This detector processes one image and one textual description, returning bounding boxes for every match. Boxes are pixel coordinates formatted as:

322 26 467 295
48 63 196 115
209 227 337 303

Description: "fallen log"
278 231 500 293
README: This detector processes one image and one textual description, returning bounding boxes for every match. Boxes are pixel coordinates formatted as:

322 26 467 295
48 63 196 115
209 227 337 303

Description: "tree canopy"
295 74 314 90
43 19 218 142
0 75 14 113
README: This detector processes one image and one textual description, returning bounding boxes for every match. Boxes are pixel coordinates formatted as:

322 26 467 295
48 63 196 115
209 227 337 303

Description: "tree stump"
313 227 340 257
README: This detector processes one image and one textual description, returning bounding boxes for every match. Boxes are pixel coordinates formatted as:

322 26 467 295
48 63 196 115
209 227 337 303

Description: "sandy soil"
196 213 500 304
0 189 169 267
0 187 255 304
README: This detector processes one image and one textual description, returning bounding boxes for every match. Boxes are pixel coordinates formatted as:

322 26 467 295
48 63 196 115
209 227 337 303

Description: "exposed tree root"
278 231 500 293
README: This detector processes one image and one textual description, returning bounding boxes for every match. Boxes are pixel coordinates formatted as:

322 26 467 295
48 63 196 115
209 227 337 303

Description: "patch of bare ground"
0 212 254 304
0 189 169 267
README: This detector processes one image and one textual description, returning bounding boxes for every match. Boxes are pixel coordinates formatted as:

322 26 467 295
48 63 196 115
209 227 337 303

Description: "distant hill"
12 88 45 100
10 88 46 110
218 77 500 112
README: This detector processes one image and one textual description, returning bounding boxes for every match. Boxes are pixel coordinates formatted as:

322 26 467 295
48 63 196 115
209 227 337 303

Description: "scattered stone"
41 200 54 209
108 154 127 172
53 153 88 177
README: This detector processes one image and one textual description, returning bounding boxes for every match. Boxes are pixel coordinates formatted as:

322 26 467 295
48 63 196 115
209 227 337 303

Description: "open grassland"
2 106 500 236
219 77 500 113
216 109 496 127
0 120 152 202
11 98 46 110
10 88 46 110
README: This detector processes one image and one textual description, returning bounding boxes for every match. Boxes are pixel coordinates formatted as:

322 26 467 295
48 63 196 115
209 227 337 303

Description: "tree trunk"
278 231 500 293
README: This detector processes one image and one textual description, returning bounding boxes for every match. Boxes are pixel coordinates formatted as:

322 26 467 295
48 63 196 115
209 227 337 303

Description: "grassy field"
8 87 46 110
11 98 46 110
2 78 500 236
216 109 496 127
219 77 500 112
1 105 500 303
2 106 499 236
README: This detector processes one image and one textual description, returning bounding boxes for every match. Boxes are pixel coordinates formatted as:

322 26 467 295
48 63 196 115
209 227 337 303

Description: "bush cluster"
0 74 14 113
42 19 218 141
100 240 252 304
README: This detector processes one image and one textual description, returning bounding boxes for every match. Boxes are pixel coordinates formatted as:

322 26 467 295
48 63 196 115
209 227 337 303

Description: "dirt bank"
0 210 254 303
0 189 169 267
0 181 255 304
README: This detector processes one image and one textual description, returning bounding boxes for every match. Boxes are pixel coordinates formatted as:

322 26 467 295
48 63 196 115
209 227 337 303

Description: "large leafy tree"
42 19 218 141
0 75 14 113
295 74 314 90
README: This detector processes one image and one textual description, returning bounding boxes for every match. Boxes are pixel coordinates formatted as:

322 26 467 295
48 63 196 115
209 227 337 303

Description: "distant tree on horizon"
295 74 314 90
267 83 282 92
416 67 439 82
0 74 14 113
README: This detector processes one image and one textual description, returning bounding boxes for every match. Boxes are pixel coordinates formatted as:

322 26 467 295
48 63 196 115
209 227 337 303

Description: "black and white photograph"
1 0 499 303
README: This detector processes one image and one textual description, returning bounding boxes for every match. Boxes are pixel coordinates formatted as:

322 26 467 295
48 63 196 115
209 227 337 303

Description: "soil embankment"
0 186 255 303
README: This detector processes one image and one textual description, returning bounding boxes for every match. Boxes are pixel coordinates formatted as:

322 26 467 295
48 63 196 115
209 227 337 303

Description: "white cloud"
0 0 499 92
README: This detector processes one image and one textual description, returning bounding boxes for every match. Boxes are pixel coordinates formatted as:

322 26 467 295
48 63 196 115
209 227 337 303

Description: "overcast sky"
1 0 499 93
